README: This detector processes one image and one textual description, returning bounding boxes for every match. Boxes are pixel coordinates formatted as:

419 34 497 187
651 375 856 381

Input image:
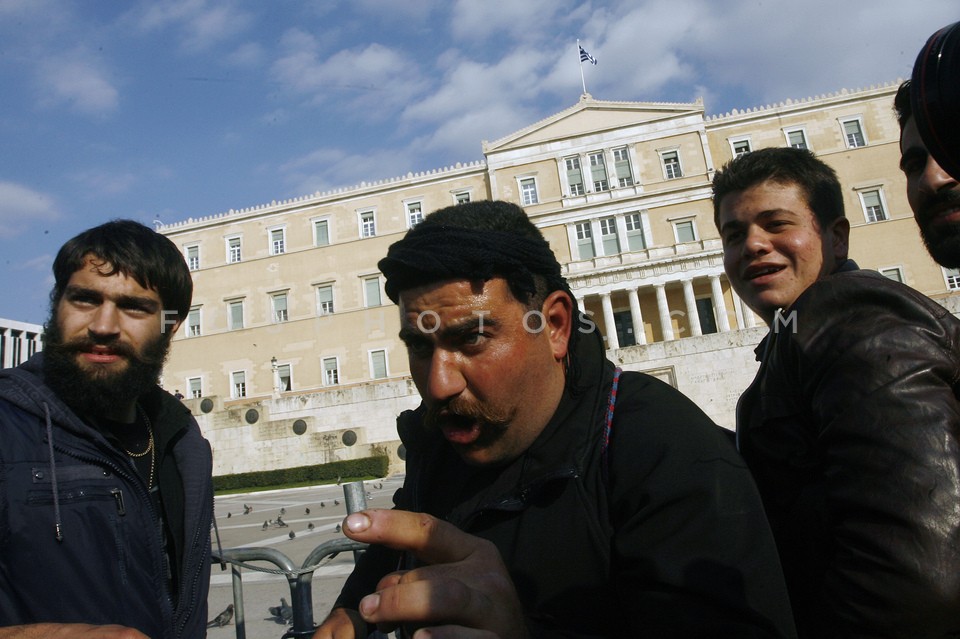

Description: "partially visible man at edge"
0 220 214 639
313 199 796 638
713 146 960 637
895 79 960 268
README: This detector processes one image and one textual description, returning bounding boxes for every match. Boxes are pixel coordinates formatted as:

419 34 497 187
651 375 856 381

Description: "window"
674 220 697 243
519 177 539 206
945 268 960 290
575 222 595 259
185 245 200 271
406 201 424 228
454 191 471 205
313 219 330 247
316 284 334 315
231 371 246 399
880 267 904 283
625 212 647 250
565 157 584 196
661 150 683 179
731 138 751 157
187 377 202 399
276 364 292 392
599 217 620 256
226 236 242 263
269 228 286 255
272 292 288 322
785 128 808 150
860 189 887 223
186 307 201 337
228 300 244 330
364 276 382 307
359 210 376 238
370 350 387 379
695 297 718 335
841 118 866 148
323 357 339 385
588 152 609 191
612 147 633 187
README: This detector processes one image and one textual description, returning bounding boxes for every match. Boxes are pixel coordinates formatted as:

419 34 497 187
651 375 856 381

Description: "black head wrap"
380 224 565 305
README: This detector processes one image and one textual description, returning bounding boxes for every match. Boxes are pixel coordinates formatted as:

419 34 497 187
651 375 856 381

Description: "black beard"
42 315 171 418
918 190 960 268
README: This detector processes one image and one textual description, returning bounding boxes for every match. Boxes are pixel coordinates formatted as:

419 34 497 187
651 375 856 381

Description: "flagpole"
577 39 587 94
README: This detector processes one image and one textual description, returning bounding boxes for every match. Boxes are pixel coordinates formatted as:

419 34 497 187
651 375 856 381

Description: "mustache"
57 334 166 367
918 189 960 224
423 397 511 431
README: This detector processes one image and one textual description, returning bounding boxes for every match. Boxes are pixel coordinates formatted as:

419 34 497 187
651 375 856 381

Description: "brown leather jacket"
738 260 960 638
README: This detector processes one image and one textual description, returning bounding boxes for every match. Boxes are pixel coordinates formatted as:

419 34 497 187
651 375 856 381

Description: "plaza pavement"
206 474 404 638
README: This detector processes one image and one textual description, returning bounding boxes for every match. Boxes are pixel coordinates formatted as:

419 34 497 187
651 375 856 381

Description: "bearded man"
0 220 213 639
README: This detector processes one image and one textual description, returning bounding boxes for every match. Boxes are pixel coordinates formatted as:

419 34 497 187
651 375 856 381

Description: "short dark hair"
711 147 845 231
895 80 912 132
51 219 193 322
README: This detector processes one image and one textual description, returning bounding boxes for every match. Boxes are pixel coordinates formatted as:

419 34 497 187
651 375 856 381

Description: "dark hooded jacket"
335 330 797 638
737 260 960 637
0 354 213 639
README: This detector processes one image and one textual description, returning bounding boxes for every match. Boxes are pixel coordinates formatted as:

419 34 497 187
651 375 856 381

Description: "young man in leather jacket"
714 147 960 637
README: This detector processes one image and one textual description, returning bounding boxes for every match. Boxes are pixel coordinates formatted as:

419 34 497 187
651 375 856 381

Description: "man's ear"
541 290 573 361
828 216 851 262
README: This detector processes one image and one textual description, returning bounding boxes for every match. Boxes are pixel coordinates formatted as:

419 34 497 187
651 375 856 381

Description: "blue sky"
1 0 956 324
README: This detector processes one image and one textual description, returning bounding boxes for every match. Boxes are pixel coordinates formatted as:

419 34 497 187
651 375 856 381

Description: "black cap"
911 21 960 180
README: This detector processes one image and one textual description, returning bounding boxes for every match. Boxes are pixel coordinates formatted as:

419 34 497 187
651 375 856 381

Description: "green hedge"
212 455 389 492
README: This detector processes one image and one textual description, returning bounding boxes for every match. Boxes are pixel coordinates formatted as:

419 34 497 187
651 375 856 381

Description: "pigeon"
262 521 269 530
334 523 341 533
334 499 340 506
207 604 234 628
305 507 310 515
279 507 286 516
320 501 325 508
336 475 342 485
276 516 287 527
307 522 315 531
243 504 252 515
288 530 296 539
376 482 383 489
268 598 294 624
226 512 231 518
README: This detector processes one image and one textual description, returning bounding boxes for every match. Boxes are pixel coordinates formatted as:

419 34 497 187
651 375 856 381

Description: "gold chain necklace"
122 406 156 490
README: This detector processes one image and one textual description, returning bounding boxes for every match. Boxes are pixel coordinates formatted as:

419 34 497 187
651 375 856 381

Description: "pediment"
483 94 704 154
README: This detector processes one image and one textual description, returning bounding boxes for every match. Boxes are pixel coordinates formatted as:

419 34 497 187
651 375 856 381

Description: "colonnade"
0 322 43 369
577 273 758 350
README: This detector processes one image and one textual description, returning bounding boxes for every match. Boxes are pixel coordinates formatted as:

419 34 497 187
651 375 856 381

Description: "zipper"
52 443 174 633
176 488 213 637
111 488 126 516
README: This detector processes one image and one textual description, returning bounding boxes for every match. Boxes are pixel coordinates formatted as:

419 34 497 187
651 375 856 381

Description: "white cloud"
272 32 430 119
0 183 61 239
450 0 574 41
133 0 252 52
35 56 119 115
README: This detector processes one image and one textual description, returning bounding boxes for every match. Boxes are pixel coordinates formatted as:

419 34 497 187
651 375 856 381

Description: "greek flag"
579 45 597 65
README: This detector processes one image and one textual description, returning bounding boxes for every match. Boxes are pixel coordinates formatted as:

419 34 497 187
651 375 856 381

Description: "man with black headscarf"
314 200 796 639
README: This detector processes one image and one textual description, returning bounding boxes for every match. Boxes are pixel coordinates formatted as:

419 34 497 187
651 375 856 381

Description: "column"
0 328 8 368
710 275 731 332
600 292 619 350
681 279 703 337
627 288 646 345
655 284 675 341
733 293 756 329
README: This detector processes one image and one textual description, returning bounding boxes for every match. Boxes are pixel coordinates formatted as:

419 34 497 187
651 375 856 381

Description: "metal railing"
210 481 371 639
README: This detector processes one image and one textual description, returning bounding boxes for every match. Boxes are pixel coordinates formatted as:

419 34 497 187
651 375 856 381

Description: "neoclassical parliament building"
158 80 960 476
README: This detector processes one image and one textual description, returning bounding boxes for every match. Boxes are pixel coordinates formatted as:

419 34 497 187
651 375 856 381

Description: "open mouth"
743 264 785 282
438 415 482 445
